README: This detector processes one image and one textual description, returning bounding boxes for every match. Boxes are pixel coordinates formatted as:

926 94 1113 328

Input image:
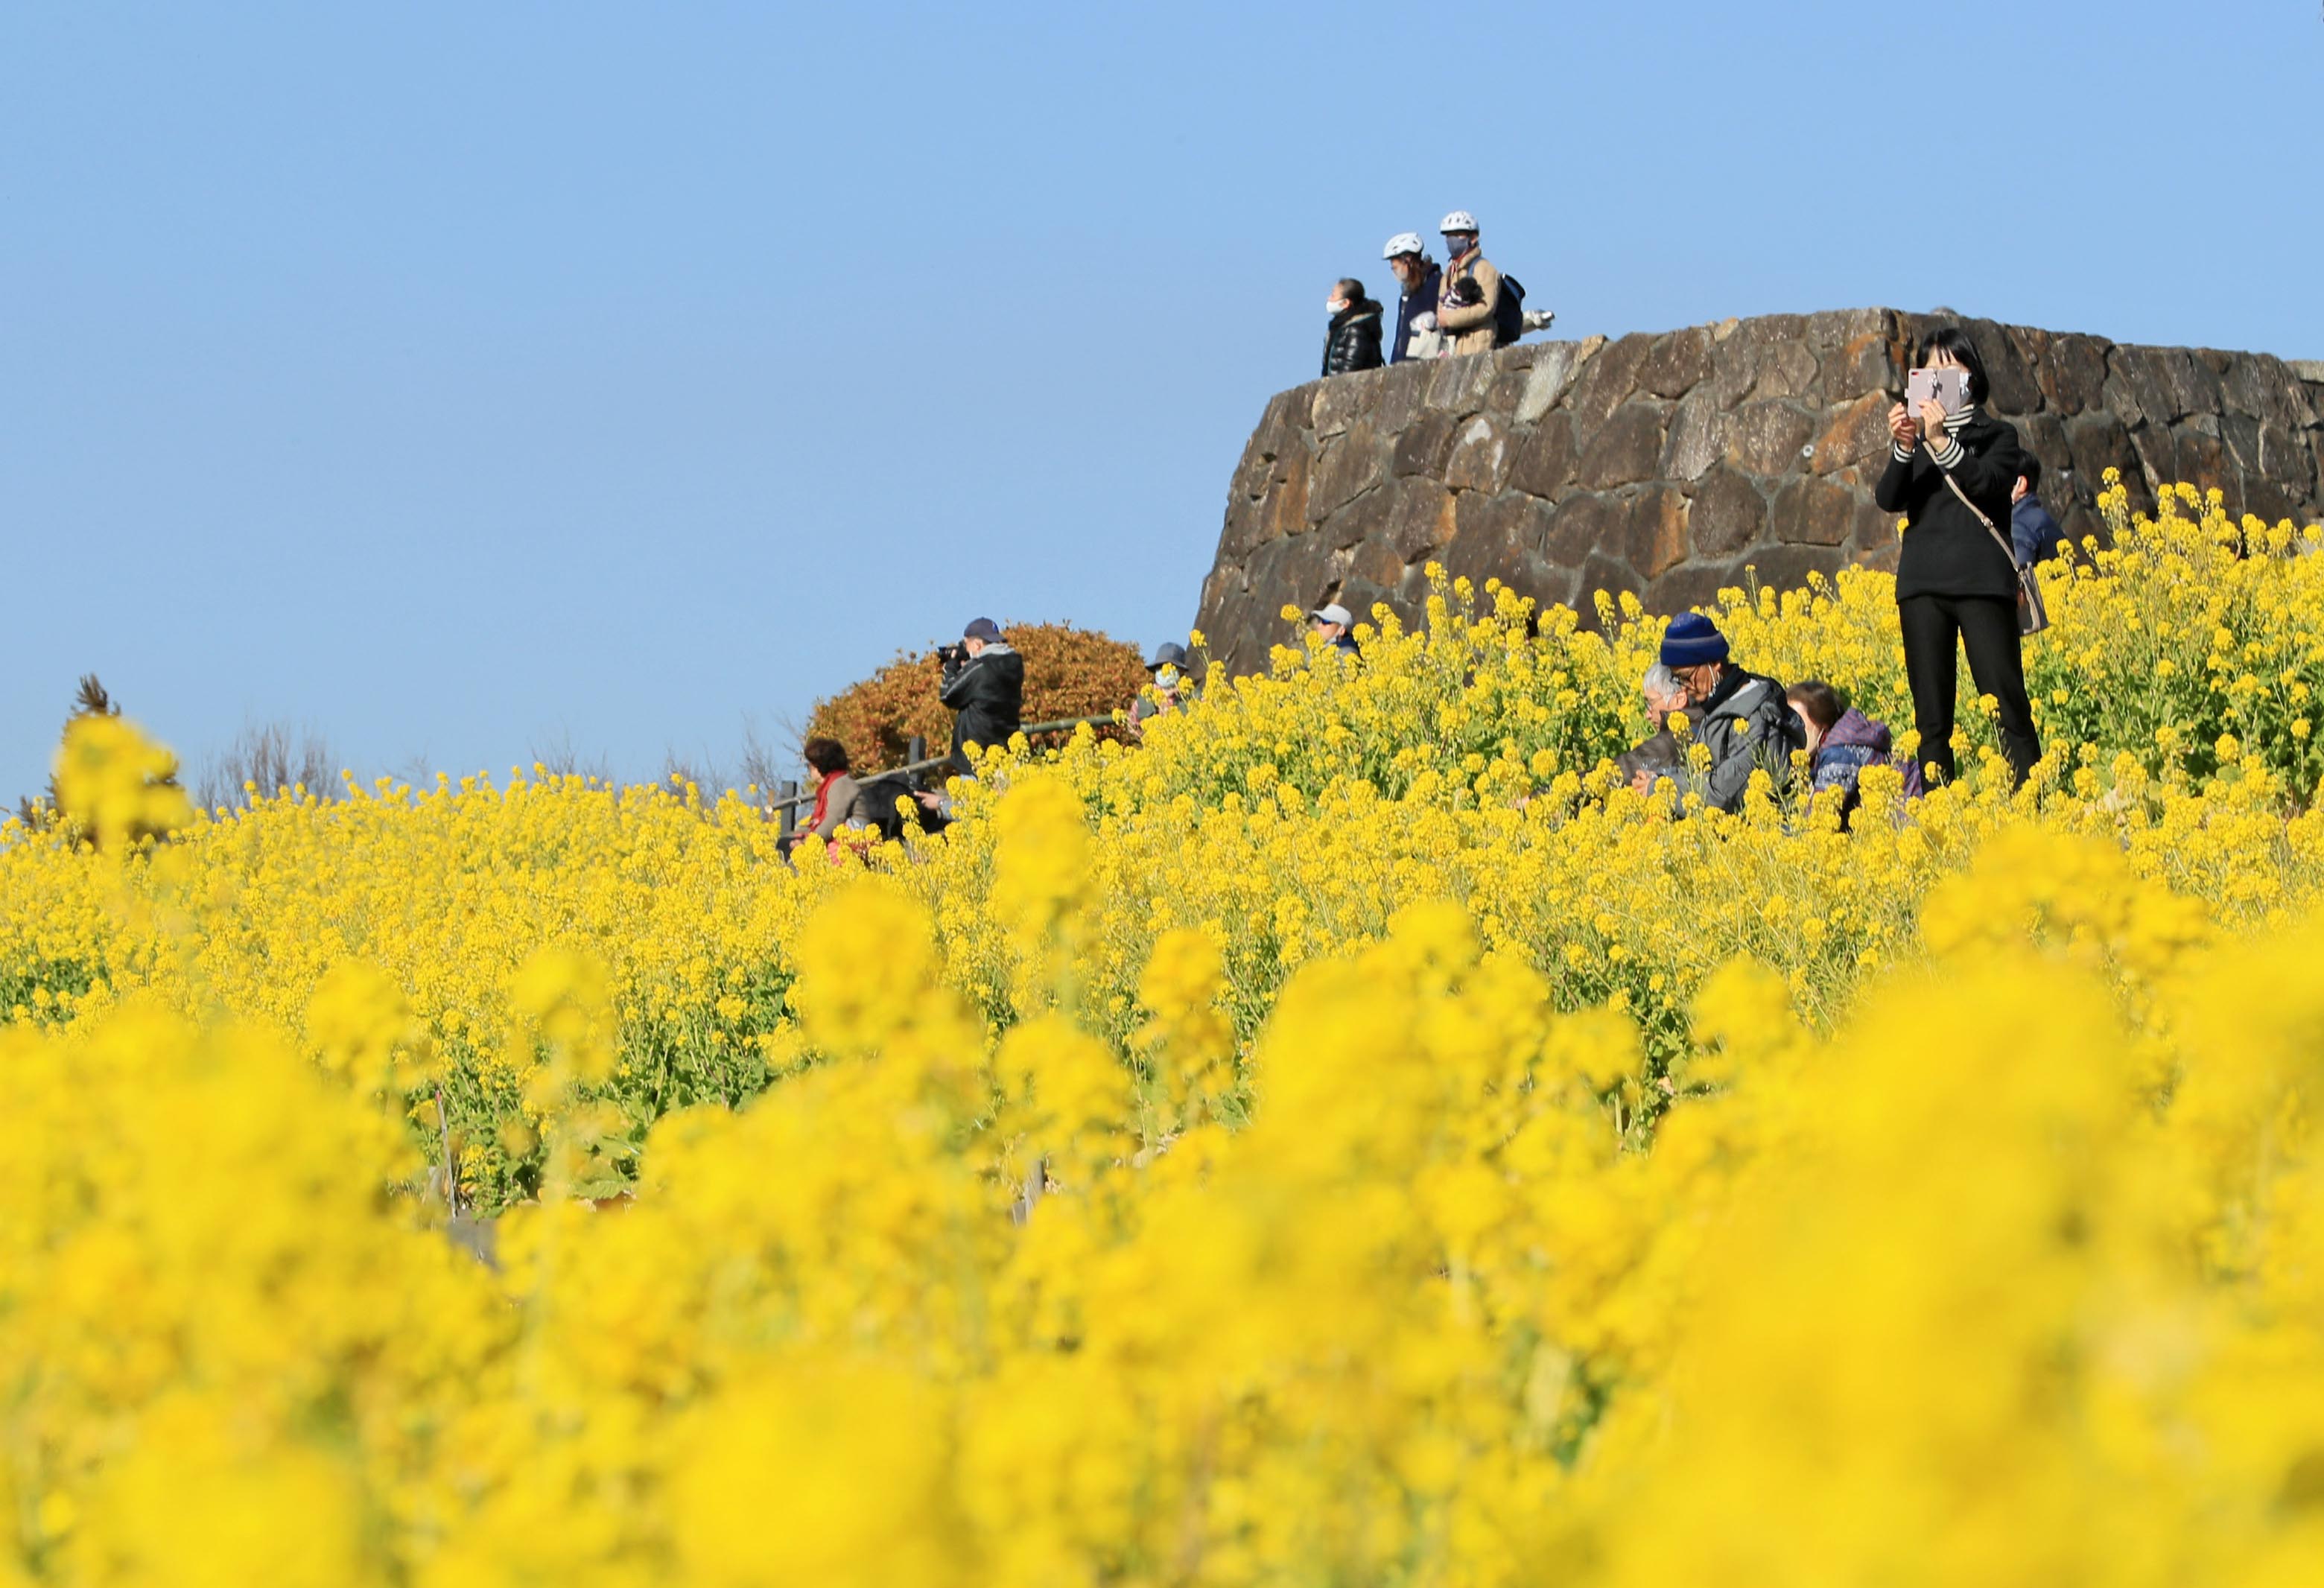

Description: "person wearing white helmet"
1381 232 1443 364
1435 210 1505 358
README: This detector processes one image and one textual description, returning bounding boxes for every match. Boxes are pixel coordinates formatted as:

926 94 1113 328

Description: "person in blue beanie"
1650 612 1804 812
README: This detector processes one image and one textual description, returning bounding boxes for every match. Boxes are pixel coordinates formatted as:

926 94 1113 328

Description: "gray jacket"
1693 669 1805 812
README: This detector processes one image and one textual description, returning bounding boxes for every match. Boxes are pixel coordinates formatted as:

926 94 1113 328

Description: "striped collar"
1943 402 1978 431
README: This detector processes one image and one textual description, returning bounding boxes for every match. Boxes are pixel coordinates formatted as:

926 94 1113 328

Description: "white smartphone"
1905 366 1969 413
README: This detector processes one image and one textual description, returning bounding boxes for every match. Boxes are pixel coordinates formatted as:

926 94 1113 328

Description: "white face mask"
1155 665 1180 690
1327 299 1347 315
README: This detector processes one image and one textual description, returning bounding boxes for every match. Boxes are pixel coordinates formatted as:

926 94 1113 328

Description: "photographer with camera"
937 617 1023 778
1874 325 2041 789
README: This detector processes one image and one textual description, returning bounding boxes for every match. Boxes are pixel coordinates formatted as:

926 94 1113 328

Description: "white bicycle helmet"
1382 231 1425 260
1439 209 1479 233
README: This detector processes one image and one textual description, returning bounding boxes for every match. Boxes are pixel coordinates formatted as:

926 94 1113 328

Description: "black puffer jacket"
1321 302 1385 377
939 642 1024 775
1876 408 2025 602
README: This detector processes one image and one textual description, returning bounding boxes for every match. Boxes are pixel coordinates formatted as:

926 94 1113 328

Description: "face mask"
1444 234 1472 258
1327 299 1347 315
1155 665 1180 690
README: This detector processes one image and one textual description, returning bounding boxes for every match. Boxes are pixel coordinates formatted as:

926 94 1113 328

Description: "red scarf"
804 776 833 833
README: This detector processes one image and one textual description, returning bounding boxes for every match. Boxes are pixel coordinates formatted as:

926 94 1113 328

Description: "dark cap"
1147 641 1190 671
962 617 1001 641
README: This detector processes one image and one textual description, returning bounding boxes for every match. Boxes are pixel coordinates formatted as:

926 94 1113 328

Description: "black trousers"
1898 594 2041 787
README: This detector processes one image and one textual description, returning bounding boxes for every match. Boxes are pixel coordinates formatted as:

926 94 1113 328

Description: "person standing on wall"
1321 279 1385 377
1874 326 2042 788
1382 233 1442 363
1433 212 1503 357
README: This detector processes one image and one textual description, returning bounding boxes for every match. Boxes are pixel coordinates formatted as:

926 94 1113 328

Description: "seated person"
781 737 868 861
1618 664 1689 790
1131 641 1195 737
1786 680 1924 818
1656 613 1804 813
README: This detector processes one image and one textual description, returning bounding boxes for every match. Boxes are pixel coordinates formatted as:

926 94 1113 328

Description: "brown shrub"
805 622 1152 771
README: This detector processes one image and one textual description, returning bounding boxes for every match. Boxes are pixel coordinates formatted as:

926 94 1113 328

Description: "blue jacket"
2011 493 2062 568
1390 263 1441 364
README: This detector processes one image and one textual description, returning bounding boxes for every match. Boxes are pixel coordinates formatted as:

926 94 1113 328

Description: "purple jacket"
1812 709 1925 802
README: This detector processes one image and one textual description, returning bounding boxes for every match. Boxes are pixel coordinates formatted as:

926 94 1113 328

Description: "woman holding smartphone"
1875 325 2041 788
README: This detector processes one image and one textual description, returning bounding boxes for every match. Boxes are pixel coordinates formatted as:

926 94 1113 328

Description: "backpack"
1494 275 1527 347
854 772 938 842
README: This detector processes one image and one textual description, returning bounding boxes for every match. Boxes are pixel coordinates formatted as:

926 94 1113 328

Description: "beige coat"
1435 253 1503 357
806 772 867 839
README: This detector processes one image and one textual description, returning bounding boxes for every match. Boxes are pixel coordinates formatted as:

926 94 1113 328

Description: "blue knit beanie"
1659 612 1730 668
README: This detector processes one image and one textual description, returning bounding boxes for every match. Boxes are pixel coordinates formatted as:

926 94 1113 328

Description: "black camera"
937 642 965 667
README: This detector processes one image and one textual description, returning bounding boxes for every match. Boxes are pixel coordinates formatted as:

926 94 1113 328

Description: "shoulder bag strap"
1941 470 2018 568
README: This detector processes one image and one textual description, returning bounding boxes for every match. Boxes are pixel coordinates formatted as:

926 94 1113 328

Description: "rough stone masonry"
1192 308 2324 676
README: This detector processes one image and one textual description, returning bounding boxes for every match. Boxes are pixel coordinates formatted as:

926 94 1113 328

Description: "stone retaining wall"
1193 308 2324 674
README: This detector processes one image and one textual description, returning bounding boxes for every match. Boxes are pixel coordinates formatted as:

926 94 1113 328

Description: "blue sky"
4 1 2319 801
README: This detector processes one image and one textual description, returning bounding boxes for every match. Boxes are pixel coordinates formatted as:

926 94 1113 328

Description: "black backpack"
854 772 940 842
1494 275 1527 347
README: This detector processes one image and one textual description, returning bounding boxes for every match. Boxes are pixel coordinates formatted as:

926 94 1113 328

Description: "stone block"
1701 335 1759 407
1348 536 1406 591
1311 372 1371 436
2178 429 2231 495
1307 421 1383 524
2116 346 2185 427
1443 506 1546 597
1821 330 1896 401
1806 308 1890 348
2220 356 2308 436
1726 400 1816 476
1850 541 1901 576
1444 414 1513 493
1625 486 1692 578
1690 466 1766 558
1747 340 1821 401
2167 348 2225 422
1258 443 1312 541
2129 424 2177 492
2259 422 2311 485
1545 492 1624 566
1516 340 1590 422
1663 390 1728 482
1483 367 1534 417
1735 543 1846 596
1324 471 1398 552
1771 474 1856 546
1568 332 1654 428
1372 359 1433 433
1577 402 1669 490
1386 477 1458 564
2223 413 2263 476
1810 392 1892 474
1575 550 1646 629
2034 331 2108 416
1646 560 1743 617
2018 413 2070 486
1506 412 1576 500
1391 410 1461 477
1637 326 1712 398
2065 414 2141 495
1425 355 1494 417
1963 317 2040 414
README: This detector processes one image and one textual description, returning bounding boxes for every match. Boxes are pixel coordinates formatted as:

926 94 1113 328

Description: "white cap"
1382 231 1425 260
1308 603 1354 626
1439 209 1478 233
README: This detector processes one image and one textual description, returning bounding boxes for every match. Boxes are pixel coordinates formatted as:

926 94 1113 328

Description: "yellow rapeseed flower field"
7 477 2324 1583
